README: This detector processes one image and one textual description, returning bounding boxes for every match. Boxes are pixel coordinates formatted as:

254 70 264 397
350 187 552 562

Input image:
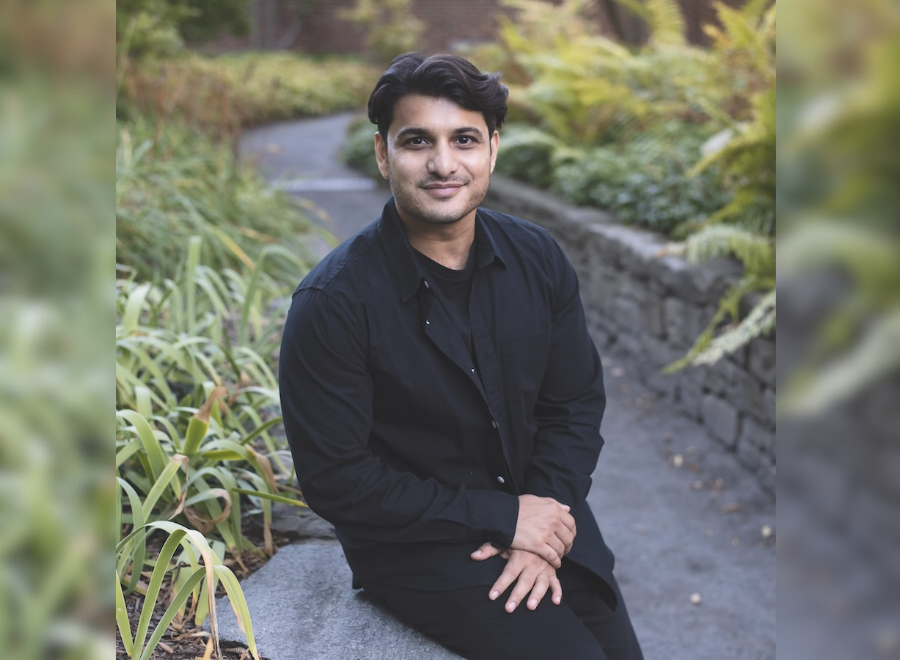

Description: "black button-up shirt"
280 198 617 604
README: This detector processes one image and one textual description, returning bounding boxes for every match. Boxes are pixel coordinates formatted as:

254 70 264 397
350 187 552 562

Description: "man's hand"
470 543 562 613
511 494 576 568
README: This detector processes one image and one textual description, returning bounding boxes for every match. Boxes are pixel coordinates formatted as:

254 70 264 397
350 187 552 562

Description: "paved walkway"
226 114 776 659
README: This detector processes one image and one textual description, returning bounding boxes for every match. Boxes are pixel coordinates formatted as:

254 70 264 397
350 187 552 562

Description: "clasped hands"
470 494 576 614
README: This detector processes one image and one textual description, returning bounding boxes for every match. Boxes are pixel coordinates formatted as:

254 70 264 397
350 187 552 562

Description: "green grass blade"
213 565 260 660
115 573 135 657
137 569 207 660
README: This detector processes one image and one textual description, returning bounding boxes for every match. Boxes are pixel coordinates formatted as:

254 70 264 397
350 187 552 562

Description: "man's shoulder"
294 222 382 296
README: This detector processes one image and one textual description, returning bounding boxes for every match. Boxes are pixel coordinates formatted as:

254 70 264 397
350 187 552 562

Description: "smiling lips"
421 181 466 198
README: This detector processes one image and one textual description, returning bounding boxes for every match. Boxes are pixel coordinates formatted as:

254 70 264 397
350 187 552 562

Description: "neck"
399 212 476 271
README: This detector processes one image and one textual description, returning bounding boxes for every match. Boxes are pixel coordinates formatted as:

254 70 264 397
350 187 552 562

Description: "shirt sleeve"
279 287 518 547
525 244 607 510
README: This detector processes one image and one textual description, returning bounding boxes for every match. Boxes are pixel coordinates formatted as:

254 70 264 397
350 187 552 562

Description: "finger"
559 510 577 534
547 535 566 564
555 501 571 512
556 526 575 555
470 542 503 561
506 567 539 613
489 560 525 601
541 544 562 569
526 572 551 610
550 574 562 605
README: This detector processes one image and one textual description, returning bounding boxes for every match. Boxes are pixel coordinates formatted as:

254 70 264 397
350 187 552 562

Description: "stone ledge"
211 542 462 660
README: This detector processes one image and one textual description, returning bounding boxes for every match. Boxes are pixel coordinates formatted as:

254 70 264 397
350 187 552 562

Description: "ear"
489 130 500 173
374 131 390 179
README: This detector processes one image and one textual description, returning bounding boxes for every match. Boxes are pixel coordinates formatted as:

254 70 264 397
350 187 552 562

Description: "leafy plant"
662 225 775 370
493 125 567 189
115 521 259 660
552 121 728 236
116 238 306 656
339 0 424 65
116 115 323 284
119 52 377 131
342 115 382 179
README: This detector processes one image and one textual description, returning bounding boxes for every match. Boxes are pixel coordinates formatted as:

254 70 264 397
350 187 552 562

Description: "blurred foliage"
777 0 900 416
115 0 250 60
776 3 900 658
119 52 378 131
1 1 112 658
339 0 424 66
116 115 322 283
342 114 383 179
463 0 775 228
550 121 730 236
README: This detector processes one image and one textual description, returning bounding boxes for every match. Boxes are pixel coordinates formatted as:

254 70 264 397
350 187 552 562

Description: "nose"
427 142 458 178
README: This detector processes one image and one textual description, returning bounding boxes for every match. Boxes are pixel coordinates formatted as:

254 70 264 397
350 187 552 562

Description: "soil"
116 515 292 660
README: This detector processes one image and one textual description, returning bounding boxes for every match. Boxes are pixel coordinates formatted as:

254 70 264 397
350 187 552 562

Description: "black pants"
362 560 644 660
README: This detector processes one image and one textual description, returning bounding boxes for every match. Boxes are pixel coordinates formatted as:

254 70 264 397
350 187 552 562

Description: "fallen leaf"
690 480 704 490
690 592 702 605
723 502 742 513
672 454 684 468
761 525 773 539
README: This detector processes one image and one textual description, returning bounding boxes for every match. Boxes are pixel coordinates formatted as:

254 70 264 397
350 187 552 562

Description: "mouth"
421 182 465 198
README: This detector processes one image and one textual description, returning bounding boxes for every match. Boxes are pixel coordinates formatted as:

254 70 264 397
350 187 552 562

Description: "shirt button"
491 420 499 429
496 476 505 485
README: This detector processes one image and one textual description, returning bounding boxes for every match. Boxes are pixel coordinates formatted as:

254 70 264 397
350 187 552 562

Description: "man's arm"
525 242 607 510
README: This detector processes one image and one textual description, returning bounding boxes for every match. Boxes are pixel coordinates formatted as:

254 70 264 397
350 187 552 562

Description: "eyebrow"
394 126 486 141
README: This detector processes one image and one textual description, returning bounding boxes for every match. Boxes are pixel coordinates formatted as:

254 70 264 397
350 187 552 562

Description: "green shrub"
116 115 326 284
120 53 378 130
210 53 377 123
342 115 383 179
493 125 566 189
553 123 730 236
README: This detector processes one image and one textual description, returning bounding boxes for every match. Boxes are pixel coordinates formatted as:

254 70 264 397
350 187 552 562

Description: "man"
279 52 643 659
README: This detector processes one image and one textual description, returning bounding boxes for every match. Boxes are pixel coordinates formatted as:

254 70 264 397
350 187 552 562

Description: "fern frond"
616 0 686 47
670 225 774 277
739 0 775 23
691 289 775 366
781 308 900 417
663 279 753 372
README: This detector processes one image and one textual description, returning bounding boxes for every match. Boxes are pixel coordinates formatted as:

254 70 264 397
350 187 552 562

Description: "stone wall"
485 176 776 493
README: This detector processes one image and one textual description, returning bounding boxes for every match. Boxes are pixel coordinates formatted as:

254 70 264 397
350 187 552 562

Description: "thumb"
470 542 503 561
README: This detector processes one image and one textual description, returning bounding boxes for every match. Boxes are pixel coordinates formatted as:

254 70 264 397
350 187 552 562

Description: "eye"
457 136 474 145
405 137 427 147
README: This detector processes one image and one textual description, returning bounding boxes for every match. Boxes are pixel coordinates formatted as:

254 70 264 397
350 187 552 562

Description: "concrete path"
241 112 386 244
221 115 776 659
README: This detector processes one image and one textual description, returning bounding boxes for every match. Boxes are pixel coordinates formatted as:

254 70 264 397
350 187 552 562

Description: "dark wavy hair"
367 52 509 138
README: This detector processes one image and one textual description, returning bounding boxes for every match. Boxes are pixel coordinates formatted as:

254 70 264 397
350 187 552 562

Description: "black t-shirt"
414 245 477 364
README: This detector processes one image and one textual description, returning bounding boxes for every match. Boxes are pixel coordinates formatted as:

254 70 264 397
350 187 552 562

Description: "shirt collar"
377 197 508 303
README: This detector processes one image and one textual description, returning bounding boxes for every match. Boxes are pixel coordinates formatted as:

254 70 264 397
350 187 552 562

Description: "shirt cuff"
469 490 518 548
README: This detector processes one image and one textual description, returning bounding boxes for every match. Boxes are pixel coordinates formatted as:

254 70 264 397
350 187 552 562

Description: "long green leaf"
115 573 135 657
117 410 168 481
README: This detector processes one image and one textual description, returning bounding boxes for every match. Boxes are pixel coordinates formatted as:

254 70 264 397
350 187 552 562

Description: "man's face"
375 94 500 229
